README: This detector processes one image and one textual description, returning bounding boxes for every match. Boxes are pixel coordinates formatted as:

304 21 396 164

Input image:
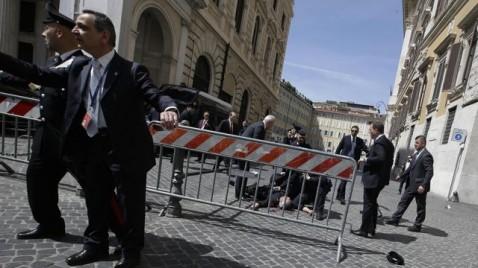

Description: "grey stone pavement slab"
0 154 478 267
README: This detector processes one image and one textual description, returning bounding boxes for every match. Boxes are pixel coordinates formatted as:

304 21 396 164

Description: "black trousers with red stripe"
27 124 124 240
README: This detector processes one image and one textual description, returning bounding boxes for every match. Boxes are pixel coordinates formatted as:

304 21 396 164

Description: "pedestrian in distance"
235 115 276 199
386 135 433 232
335 125 368 205
351 121 394 238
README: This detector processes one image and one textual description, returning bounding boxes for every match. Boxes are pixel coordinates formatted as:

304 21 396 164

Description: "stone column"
0 0 20 56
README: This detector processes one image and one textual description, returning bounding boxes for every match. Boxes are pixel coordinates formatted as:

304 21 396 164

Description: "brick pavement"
0 157 478 267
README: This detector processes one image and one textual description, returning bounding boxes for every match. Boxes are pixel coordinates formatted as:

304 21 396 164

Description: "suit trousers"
235 161 249 199
391 189 427 226
336 180 347 201
360 186 383 234
26 125 67 231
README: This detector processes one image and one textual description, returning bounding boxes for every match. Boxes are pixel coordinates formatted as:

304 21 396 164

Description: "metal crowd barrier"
148 121 358 263
0 92 358 263
0 92 39 173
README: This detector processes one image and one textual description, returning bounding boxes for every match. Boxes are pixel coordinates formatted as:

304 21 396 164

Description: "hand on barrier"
148 120 167 135
160 111 178 130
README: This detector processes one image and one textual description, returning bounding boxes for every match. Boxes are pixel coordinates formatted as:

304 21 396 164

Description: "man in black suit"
351 122 394 238
235 115 276 199
197 111 214 130
214 111 238 170
386 135 433 232
335 125 368 204
282 128 297 145
0 10 178 268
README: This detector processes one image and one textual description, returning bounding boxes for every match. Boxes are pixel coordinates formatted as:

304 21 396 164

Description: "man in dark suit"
214 111 238 170
386 135 433 232
235 115 276 198
335 125 368 204
351 122 394 238
0 10 177 268
197 111 214 130
282 128 297 145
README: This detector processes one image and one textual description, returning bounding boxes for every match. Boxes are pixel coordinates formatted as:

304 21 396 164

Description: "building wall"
387 0 478 204
314 102 382 153
0 0 51 65
273 80 320 148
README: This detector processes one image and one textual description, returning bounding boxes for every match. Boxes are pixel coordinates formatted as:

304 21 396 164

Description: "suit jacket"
197 119 214 131
400 149 434 192
1 51 83 159
241 121 265 140
335 135 367 161
0 51 176 173
362 135 395 189
217 119 238 135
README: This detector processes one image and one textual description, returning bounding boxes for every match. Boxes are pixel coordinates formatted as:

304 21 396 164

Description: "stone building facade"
272 80 320 148
386 0 478 205
314 101 383 153
55 0 294 126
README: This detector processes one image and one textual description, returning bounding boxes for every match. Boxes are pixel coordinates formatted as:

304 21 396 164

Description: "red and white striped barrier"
0 93 40 121
151 125 356 180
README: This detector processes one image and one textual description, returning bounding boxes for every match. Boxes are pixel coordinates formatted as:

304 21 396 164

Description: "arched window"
235 0 245 33
272 52 279 79
239 90 249 123
264 37 272 65
192 56 211 93
252 16 261 54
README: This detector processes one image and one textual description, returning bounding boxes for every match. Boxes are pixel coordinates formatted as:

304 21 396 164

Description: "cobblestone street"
0 157 477 268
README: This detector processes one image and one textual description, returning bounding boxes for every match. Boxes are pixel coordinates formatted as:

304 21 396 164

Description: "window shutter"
442 43 461 91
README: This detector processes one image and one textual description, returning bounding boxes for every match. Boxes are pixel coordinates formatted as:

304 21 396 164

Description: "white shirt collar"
95 49 115 69
59 49 80 61
375 134 385 142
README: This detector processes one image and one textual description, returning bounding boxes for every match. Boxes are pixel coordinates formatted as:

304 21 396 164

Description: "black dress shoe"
340 200 346 205
385 219 399 226
407 225 421 232
65 249 108 266
17 228 65 240
115 255 140 268
315 212 326 221
350 229 371 238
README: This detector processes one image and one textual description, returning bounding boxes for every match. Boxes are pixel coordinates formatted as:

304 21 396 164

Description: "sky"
282 1 404 112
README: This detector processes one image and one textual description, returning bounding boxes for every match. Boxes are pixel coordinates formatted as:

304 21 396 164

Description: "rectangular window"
442 107 456 144
424 118 432 138
324 130 328 136
436 0 449 18
327 142 332 147
409 81 421 114
19 1 36 33
463 29 477 88
406 125 415 150
432 54 447 101
442 43 462 91
330 131 334 137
